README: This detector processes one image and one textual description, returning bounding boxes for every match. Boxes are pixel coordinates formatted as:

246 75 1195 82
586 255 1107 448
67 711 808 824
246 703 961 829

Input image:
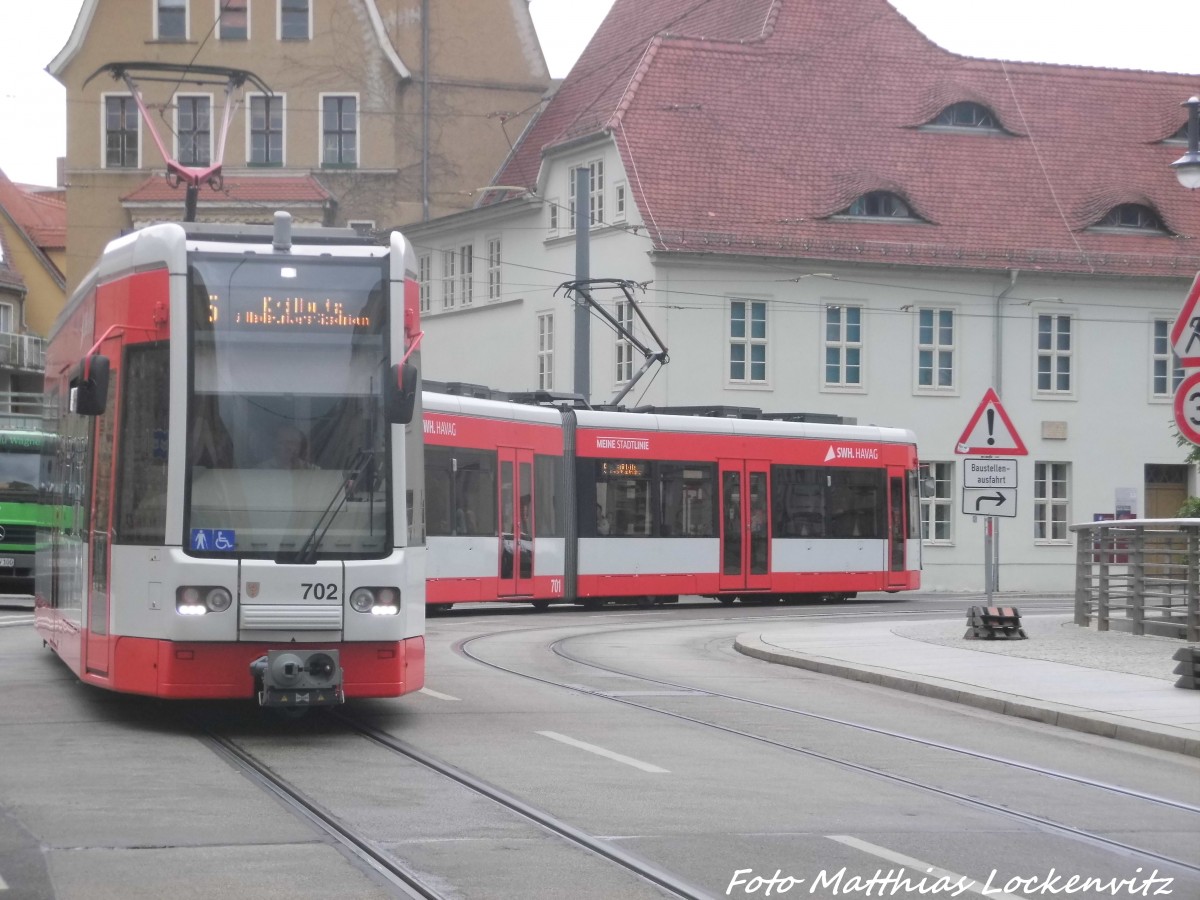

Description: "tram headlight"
206 587 233 613
176 586 234 616
349 587 375 613
349 586 400 615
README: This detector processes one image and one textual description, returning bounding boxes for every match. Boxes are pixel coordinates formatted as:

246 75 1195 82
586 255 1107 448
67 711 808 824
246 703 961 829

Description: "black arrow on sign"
975 492 1007 511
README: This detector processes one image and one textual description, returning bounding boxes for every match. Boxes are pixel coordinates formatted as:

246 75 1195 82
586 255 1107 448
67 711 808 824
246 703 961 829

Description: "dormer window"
931 102 997 129
842 192 917 220
1092 204 1169 233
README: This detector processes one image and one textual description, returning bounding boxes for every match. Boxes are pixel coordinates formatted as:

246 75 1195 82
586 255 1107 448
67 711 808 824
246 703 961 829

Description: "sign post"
955 390 1027 602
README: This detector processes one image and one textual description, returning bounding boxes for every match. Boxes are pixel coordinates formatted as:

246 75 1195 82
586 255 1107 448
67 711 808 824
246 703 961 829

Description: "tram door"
85 361 120 677
497 448 534 597
719 459 771 592
885 467 908 589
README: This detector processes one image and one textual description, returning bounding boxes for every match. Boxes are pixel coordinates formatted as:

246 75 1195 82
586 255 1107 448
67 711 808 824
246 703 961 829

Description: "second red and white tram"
36 214 426 706
424 390 920 610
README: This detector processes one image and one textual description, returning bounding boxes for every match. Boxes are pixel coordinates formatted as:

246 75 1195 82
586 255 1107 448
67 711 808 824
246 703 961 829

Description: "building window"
0 303 13 334
1034 462 1069 542
157 0 187 39
458 245 473 306
824 305 862 386
105 96 139 168
321 95 357 167
1093 204 1167 233
842 191 915 219
548 201 559 236
487 238 501 301
248 94 283 165
418 254 431 314
919 461 952 543
729 299 767 383
614 182 627 222
1152 318 1184 399
1036 313 1071 394
930 102 997 129
218 0 248 39
537 313 554 390
442 250 457 309
916 307 954 391
568 160 604 229
176 95 211 166
280 0 309 39
615 300 634 383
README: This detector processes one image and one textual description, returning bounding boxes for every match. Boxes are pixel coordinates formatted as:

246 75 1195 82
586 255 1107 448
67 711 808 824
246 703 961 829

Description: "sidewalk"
734 609 1200 759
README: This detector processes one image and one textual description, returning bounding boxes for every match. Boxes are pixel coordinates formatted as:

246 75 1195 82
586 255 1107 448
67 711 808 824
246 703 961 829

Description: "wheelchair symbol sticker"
191 529 236 551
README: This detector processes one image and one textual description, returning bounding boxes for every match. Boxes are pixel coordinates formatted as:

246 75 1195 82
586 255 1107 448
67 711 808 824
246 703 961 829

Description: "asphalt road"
2 594 1197 900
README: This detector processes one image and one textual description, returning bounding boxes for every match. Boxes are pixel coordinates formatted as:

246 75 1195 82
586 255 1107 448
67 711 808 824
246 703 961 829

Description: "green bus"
0 429 52 602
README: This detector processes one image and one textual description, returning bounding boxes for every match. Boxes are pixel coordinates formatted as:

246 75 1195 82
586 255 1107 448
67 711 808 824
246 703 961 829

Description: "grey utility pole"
573 166 590 404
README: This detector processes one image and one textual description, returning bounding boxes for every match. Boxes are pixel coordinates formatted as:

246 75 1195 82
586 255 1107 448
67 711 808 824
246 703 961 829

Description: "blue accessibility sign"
191 529 236 551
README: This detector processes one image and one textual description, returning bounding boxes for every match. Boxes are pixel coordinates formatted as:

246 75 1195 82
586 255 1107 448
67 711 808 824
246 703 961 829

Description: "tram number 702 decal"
301 582 339 601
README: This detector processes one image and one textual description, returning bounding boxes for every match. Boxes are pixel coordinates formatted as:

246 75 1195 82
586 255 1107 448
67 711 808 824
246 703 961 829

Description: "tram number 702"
301 582 339 601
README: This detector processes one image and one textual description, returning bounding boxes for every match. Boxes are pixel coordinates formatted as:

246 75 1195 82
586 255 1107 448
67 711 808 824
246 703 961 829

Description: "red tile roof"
0 169 67 251
491 0 1200 277
122 174 333 204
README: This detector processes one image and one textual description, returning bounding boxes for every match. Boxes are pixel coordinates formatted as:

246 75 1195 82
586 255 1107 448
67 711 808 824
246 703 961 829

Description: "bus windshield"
0 433 47 502
185 254 391 559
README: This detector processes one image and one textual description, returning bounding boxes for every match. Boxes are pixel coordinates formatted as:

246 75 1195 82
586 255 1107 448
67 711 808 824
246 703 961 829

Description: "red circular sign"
1174 371 1200 445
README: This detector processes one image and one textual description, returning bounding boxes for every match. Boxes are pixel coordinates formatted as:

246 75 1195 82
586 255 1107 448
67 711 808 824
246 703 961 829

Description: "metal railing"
1071 519 1200 642
0 391 49 429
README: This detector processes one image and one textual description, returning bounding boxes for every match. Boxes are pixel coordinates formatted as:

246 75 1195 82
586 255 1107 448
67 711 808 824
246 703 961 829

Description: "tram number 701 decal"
301 582 339 601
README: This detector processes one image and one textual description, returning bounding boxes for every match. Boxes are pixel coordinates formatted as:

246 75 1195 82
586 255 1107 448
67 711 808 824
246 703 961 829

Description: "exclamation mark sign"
986 409 995 445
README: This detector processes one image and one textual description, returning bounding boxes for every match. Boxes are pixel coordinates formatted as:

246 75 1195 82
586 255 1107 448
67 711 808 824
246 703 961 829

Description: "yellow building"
49 0 553 290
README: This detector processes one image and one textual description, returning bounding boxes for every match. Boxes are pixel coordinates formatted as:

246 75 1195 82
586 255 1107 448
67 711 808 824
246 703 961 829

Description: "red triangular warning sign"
955 389 1027 455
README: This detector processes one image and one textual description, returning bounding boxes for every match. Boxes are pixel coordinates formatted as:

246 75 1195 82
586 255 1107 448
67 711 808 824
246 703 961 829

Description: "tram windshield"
185 254 391 559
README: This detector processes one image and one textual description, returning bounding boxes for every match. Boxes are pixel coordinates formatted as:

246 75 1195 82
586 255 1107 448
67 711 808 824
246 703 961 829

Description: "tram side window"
534 454 565 537
659 462 715 536
828 469 884 539
115 343 170 544
425 446 496 537
595 460 653 536
772 466 826 538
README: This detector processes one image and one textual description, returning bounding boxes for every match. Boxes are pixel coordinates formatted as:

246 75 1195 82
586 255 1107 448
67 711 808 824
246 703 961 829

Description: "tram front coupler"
250 649 345 707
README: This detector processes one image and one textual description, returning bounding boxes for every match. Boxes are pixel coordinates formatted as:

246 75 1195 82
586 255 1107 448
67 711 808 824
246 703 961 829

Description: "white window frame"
174 92 213 167
156 0 189 40
0 303 14 334
102 93 141 170
246 92 286 166
614 181 627 222
442 249 457 310
728 298 769 386
458 244 473 306
547 199 559 237
615 300 634 384
278 0 311 40
537 312 554 390
1034 308 1074 397
1034 461 1070 543
1151 314 1184 402
319 93 359 167
568 160 604 231
486 237 502 301
418 253 431 314
919 461 953 544
216 0 250 39
822 303 864 391
914 306 956 394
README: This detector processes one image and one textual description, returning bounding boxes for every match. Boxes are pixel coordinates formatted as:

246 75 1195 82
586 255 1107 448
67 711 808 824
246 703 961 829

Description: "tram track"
194 714 713 900
451 616 1200 879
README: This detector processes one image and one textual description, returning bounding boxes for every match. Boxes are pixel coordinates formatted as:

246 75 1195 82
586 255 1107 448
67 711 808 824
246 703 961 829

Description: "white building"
401 0 1200 592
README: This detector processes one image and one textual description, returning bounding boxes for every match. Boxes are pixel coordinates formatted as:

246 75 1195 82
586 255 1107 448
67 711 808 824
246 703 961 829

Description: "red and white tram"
35 214 427 706
423 389 920 610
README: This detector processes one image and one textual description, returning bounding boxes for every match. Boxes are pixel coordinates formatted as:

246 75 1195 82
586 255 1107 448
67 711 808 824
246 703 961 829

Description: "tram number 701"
301 582 339 601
